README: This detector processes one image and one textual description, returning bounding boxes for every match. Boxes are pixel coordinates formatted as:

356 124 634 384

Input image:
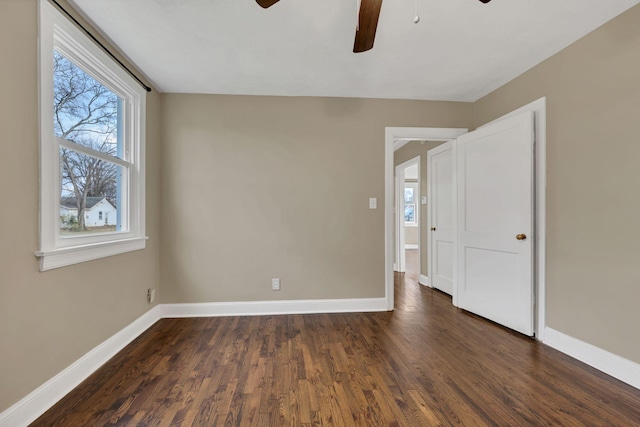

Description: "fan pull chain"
414 0 421 23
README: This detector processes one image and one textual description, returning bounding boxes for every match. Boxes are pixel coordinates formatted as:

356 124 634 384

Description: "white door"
428 142 454 295
456 111 534 336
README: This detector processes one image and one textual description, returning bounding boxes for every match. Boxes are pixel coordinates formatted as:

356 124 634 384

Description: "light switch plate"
369 198 377 209
421 196 427 205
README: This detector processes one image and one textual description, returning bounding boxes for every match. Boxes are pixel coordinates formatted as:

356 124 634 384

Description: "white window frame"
36 0 147 271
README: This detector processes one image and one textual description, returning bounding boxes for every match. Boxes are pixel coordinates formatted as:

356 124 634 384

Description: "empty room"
1 0 640 425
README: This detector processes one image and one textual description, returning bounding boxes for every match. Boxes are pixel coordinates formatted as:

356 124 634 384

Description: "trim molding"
162 298 388 318
0 297 387 426
544 327 640 390
0 306 162 427
419 275 430 287
35 237 148 271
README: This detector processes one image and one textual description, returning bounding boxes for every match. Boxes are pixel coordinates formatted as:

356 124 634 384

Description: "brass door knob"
516 234 527 241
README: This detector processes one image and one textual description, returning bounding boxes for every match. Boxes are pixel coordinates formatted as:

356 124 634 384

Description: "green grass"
60 225 117 235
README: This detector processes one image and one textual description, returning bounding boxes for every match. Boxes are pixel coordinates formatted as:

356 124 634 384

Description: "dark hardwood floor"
33 250 640 426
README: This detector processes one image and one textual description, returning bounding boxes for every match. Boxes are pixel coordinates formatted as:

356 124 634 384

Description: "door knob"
516 234 527 241
431 227 436 231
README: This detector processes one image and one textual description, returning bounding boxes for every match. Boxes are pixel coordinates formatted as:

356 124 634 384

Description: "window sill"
35 236 148 271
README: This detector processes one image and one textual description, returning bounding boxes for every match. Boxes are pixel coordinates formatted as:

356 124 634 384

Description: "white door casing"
395 163 407 272
456 111 535 336
427 142 455 296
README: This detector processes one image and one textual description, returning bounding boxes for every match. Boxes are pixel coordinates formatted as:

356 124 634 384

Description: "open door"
456 111 534 336
428 142 454 295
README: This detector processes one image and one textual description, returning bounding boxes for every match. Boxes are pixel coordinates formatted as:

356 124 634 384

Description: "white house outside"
60 196 117 228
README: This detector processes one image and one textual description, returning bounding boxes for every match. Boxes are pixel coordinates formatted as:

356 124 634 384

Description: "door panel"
428 142 454 295
456 111 534 336
435 241 454 283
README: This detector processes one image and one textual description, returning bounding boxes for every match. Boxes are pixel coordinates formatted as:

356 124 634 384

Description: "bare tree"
54 51 119 230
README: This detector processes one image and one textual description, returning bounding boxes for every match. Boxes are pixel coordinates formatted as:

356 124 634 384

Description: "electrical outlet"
272 278 281 291
147 288 156 304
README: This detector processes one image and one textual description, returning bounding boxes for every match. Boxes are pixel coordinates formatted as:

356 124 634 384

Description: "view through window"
404 187 416 224
54 50 125 236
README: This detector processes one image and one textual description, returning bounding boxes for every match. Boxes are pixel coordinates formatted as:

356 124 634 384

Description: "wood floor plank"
31 250 640 426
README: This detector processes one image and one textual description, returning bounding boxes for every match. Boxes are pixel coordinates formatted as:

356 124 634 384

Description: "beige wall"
394 141 447 276
473 5 640 363
0 0 161 412
159 95 471 303
405 227 419 246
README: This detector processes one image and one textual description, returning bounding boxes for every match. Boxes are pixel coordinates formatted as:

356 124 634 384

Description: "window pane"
404 204 415 223
60 148 124 235
53 50 123 159
404 187 414 203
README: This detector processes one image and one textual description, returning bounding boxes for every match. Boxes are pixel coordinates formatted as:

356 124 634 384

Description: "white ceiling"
69 0 639 102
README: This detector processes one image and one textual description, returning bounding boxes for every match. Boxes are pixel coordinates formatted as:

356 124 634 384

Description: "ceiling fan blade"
256 0 280 8
353 0 383 53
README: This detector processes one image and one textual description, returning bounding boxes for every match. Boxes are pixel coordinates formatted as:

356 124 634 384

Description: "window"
36 0 146 271
404 184 418 225
404 203 416 223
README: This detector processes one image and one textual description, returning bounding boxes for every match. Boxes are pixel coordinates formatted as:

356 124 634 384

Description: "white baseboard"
0 297 388 426
404 244 419 250
0 305 162 427
544 327 640 390
419 275 430 287
162 297 388 318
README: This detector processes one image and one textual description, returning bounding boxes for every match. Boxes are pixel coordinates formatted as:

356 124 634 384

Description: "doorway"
385 128 468 311
395 141 451 288
394 157 420 278
384 97 547 338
